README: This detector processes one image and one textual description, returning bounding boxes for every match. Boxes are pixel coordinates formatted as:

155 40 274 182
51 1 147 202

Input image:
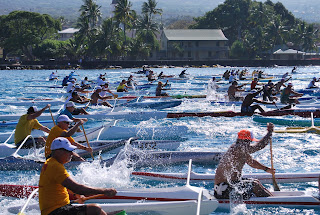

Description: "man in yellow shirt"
45 115 92 160
39 137 118 215
14 105 51 148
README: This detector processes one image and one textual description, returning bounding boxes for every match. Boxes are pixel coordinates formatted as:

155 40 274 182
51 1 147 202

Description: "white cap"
66 101 76 108
51 137 77 151
57 115 73 123
96 86 102 90
75 85 81 89
71 79 76 82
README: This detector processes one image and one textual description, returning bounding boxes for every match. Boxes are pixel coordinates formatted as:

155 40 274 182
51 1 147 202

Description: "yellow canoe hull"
275 126 320 134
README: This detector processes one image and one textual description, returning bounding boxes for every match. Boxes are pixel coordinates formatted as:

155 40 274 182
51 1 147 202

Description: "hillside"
0 0 319 24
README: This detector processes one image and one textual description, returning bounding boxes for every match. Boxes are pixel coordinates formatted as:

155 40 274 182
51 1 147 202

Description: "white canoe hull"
98 125 188 140
92 139 181 153
104 151 223 168
8 199 217 215
218 191 320 210
132 171 320 184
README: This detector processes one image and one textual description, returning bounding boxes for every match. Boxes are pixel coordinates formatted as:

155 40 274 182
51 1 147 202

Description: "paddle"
270 138 280 191
18 188 39 215
73 193 105 203
81 124 94 160
48 105 56 126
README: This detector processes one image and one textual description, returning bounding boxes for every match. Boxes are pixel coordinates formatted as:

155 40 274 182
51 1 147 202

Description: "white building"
58 28 79 41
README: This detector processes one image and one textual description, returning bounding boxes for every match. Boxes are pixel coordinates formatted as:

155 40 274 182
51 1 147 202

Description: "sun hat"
66 101 76 108
57 115 73 123
51 137 77 151
288 83 293 86
238 130 259 142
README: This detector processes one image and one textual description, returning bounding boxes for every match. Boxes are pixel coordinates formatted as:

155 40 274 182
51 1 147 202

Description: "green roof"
163 29 228 41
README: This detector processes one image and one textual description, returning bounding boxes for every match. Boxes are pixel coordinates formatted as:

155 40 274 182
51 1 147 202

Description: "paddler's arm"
62 177 117 197
27 104 51 120
246 155 275 175
248 123 274 153
61 119 85 137
39 125 50 134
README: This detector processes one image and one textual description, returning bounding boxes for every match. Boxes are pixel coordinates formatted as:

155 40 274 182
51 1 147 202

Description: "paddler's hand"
85 146 93 153
46 104 51 108
267 123 274 132
103 188 117 197
74 194 86 204
266 167 275 175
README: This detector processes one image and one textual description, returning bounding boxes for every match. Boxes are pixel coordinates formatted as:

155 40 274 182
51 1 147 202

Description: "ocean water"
0 66 320 214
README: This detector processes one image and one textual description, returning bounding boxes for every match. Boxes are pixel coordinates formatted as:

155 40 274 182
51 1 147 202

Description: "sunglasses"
63 121 70 124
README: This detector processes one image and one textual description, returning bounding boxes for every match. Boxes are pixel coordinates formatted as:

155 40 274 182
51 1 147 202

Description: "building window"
179 53 184 58
188 51 191 58
188 42 192 47
196 41 199 47
216 41 220 47
180 42 184 47
208 51 212 57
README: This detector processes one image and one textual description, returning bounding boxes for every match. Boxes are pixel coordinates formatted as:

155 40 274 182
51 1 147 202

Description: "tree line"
0 0 319 61
191 0 320 59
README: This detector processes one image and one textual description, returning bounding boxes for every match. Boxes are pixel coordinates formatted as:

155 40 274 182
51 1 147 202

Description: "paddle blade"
272 177 280 191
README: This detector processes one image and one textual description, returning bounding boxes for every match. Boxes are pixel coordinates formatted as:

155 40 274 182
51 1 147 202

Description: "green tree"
95 18 123 60
142 0 162 20
79 0 102 29
230 40 248 59
0 11 61 60
114 0 135 46
33 39 67 60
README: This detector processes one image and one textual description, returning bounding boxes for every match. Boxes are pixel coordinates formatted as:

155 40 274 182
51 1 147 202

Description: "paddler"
39 137 118 215
156 80 169 96
227 81 245 101
45 115 92 160
214 123 275 199
14 105 51 149
59 101 89 121
307 77 319 89
116 79 131 92
280 83 303 104
241 89 275 115
49 71 58 81
90 86 113 107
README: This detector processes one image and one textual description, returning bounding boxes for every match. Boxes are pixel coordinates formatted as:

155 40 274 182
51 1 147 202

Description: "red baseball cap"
238 130 259 142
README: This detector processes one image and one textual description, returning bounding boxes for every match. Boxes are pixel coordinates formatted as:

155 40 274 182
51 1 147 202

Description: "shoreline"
1 59 320 70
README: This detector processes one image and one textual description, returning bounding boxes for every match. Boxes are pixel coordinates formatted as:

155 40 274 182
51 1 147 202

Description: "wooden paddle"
270 138 280 191
81 124 94 160
48 105 56 126
73 193 105 203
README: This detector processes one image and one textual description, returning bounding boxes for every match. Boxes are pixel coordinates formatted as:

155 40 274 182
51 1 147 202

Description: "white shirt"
49 73 57 80
66 82 74 93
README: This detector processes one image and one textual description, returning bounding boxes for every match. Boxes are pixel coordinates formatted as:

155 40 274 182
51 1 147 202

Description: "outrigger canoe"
8 200 217 215
132 171 320 184
104 151 223 168
3 184 218 215
253 115 319 127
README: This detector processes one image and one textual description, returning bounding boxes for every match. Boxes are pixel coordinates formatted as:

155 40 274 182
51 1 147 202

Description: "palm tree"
79 0 102 29
142 0 162 20
113 0 135 45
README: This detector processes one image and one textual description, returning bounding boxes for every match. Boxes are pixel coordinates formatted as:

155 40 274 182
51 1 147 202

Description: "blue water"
1 66 320 214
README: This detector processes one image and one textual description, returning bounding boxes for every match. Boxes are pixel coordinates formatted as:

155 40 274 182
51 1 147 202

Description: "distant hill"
0 0 319 24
